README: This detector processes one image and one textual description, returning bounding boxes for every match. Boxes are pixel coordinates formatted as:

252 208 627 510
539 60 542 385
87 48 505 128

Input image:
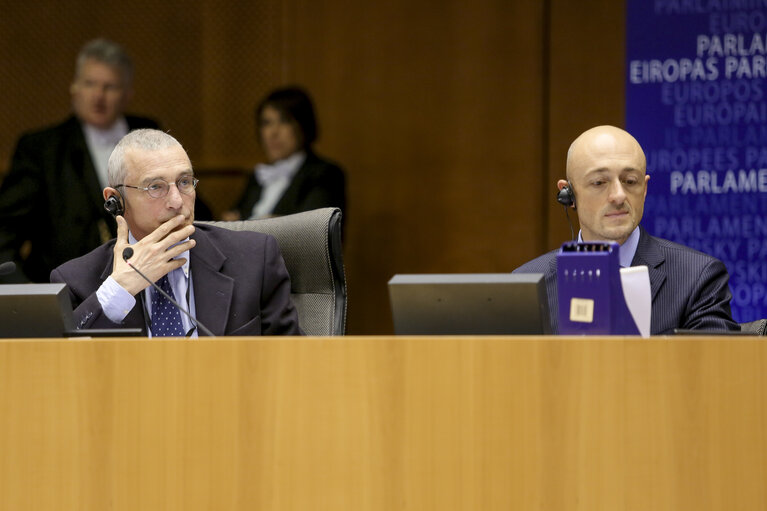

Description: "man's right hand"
110 214 196 296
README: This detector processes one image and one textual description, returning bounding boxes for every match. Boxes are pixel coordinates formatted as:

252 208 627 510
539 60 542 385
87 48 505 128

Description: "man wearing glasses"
51 129 301 337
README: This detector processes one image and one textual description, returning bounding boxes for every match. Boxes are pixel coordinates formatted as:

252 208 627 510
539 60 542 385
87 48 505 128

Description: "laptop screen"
388 273 550 335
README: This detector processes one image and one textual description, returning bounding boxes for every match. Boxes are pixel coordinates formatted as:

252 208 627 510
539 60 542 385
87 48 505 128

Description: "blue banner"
627 1 767 323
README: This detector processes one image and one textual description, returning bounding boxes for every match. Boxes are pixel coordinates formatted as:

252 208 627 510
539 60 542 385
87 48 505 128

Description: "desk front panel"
0 336 764 510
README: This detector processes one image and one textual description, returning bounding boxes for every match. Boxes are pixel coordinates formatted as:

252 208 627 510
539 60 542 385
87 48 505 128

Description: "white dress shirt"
82 118 129 188
248 151 306 219
577 226 640 267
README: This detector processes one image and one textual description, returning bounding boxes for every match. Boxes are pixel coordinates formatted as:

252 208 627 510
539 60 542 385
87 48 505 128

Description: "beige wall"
0 0 624 334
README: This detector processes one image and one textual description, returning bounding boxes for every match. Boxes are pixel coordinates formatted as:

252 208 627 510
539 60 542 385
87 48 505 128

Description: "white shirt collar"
82 117 129 147
82 118 129 188
577 226 641 267
255 151 306 187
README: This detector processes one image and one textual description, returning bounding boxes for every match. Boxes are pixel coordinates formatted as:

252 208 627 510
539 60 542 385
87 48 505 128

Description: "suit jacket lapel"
189 226 234 336
272 154 316 215
65 117 117 241
631 226 666 302
66 118 105 215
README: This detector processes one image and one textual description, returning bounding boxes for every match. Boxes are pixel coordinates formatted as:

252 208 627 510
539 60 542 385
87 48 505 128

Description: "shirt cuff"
97 276 137 324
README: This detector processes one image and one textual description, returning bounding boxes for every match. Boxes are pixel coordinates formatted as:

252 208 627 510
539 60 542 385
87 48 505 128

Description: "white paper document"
620 266 651 338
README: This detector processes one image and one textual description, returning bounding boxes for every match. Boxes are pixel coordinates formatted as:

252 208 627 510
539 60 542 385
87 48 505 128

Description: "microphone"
0 261 16 276
121 247 215 337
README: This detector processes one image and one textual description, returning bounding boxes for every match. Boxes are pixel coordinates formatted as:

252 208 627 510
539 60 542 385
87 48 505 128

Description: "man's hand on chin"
111 215 196 295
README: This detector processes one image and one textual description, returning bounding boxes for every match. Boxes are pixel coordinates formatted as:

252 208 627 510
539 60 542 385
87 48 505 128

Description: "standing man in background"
0 38 158 282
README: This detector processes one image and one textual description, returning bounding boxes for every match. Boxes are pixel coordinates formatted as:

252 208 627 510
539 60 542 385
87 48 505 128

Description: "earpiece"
104 194 124 217
556 182 576 209
556 181 576 241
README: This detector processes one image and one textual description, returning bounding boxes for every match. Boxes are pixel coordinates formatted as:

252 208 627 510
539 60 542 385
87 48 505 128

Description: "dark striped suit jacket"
513 226 740 335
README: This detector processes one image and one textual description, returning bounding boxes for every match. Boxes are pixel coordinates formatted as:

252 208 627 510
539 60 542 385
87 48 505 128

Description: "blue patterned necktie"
150 275 185 337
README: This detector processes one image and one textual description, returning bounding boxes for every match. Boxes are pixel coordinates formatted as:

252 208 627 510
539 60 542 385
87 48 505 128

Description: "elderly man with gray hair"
51 129 301 337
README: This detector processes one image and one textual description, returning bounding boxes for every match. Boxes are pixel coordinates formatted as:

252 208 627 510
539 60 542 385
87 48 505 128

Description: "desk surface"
1 336 765 510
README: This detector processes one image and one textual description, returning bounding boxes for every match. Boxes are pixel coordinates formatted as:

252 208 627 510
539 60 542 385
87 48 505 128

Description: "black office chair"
205 207 346 336
739 319 767 336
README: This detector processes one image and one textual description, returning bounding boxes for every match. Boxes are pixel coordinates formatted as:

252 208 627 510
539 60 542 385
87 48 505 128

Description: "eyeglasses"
116 176 199 199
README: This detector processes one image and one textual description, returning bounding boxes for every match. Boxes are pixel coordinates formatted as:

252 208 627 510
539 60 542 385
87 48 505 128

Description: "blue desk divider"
557 241 640 335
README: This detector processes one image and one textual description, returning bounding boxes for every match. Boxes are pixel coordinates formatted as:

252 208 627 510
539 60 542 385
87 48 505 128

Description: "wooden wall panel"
546 0 626 249
0 2 207 162
0 1 627 334
279 0 546 333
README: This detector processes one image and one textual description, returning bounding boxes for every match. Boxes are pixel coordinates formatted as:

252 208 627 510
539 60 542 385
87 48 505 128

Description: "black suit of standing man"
0 39 161 283
1 113 159 283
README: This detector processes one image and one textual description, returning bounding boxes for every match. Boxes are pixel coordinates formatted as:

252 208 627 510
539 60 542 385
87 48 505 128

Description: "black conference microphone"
0 261 16 276
121 247 215 337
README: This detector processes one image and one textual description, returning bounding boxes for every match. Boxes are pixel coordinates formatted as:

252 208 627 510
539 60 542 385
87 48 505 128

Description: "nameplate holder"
557 241 640 335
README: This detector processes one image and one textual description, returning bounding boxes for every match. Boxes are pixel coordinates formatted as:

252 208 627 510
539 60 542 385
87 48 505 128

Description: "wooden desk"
0 336 765 510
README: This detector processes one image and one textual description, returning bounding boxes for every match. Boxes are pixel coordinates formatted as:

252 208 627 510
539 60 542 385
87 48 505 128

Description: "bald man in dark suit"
514 125 739 335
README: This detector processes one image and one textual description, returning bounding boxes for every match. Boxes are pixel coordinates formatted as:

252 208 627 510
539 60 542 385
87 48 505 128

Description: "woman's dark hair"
256 86 318 149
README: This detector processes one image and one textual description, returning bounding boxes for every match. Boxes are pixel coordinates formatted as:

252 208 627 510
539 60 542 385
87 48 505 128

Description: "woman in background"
223 86 346 221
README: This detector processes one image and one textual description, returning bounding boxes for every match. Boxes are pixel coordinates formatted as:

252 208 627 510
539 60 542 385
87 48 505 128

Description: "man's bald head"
558 125 650 245
566 125 646 181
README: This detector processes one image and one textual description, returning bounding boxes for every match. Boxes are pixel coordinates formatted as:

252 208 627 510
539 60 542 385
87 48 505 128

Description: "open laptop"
0 283 142 338
387 273 551 335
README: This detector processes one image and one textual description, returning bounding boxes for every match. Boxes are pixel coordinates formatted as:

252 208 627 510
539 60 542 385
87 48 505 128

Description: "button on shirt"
96 233 199 337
